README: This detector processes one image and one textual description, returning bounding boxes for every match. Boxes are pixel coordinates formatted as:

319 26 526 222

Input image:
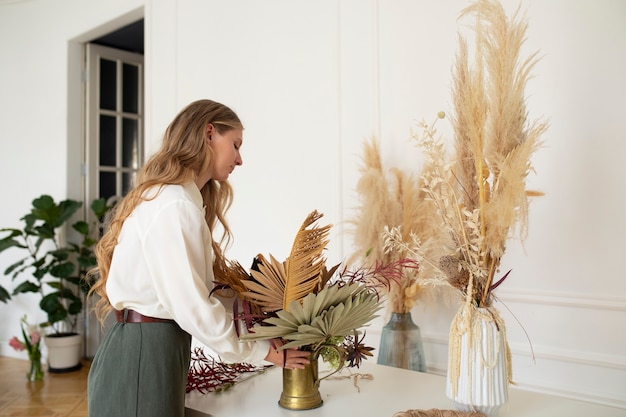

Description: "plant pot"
446 306 511 417
278 358 323 410
377 312 426 372
44 333 83 373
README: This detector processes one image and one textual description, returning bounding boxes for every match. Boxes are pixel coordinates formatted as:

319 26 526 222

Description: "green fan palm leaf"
241 283 382 351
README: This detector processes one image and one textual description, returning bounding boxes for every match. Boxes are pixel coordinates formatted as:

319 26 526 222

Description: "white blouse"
106 182 269 364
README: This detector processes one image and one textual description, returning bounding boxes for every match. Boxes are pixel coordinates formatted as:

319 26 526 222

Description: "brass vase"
278 358 323 410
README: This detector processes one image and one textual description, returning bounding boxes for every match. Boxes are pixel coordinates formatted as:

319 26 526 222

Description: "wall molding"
418 332 626 370
495 288 626 311
418 336 626 410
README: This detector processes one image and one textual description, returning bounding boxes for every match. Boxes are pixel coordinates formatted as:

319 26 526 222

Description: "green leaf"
40 292 69 323
284 297 308 324
22 213 36 233
13 281 40 294
5 258 26 275
73 220 89 236
30 195 56 222
0 285 11 302
30 196 82 229
0 195 113 332
50 249 70 261
242 325 290 340
33 223 55 239
56 199 83 228
81 237 97 248
77 253 97 269
263 315 298 331
32 262 48 279
68 298 83 315
46 308 68 325
65 276 81 286
91 198 109 218
0 234 26 253
40 292 60 308
50 261 74 278
241 283 382 351
273 308 303 329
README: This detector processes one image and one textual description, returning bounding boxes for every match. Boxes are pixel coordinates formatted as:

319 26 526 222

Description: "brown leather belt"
115 309 175 324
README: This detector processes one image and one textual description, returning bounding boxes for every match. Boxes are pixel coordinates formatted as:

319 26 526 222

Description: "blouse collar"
183 181 204 210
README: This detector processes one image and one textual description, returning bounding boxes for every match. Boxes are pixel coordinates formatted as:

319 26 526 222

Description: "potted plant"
0 194 111 372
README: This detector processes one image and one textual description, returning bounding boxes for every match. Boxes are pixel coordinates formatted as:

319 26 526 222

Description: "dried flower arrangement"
383 0 547 405
347 138 433 314
214 210 412 370
384 0 548 310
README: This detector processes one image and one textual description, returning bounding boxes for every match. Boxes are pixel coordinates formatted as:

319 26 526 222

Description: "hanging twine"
447 288 513 400
393 409 487 417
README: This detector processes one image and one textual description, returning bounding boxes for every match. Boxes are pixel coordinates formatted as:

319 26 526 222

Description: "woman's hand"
264 339 311 369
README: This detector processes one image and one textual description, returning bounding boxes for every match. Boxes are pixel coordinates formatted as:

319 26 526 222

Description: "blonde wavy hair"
89 99 243 323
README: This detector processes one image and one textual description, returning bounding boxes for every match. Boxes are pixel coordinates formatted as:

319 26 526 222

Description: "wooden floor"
0 356 90 417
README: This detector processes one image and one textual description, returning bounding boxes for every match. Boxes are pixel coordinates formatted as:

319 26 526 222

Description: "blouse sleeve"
141 199 269 364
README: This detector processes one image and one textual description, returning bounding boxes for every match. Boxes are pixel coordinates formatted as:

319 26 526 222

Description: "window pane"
122 118 138 168
122 64 139 114
122 172 135 196
99 115 117 166
99 172 116 201
100 59 117 110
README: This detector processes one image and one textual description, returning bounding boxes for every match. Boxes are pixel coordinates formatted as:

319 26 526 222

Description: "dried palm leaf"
241 282 383 351
212 257 250 297
241 210 331 312
241 254 286 311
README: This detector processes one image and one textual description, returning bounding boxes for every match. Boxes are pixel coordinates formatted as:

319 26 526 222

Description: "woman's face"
207 125 244 181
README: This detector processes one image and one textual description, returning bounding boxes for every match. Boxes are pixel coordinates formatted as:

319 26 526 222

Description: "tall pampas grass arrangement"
348 138 434 314
384 1 547 410
385 0 548 309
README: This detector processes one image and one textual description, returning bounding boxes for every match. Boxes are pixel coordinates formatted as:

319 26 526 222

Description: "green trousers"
88 320 191 417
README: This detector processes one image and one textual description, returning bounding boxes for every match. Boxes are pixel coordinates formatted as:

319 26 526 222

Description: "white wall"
1 0 624 409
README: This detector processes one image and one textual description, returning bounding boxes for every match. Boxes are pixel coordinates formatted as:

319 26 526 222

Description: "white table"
185 363 625 417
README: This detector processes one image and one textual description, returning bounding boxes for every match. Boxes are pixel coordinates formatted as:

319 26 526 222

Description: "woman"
87 99 310 417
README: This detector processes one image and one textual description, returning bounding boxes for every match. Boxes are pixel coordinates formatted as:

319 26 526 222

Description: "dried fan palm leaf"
242 254 286 312
241 283 382 351
241 210 331 312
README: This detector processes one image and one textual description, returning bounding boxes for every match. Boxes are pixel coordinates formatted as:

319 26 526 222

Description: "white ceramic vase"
446 306 510 417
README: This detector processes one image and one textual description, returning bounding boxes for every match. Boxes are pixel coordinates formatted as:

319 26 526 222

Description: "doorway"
82 19 145 358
